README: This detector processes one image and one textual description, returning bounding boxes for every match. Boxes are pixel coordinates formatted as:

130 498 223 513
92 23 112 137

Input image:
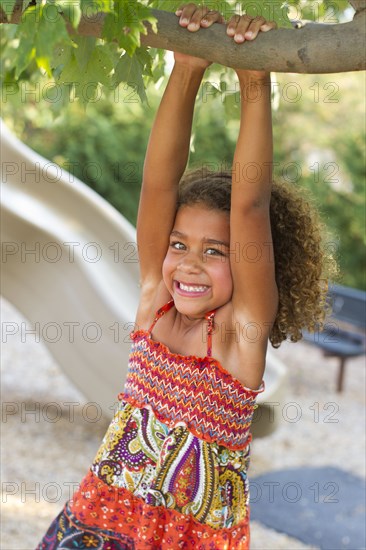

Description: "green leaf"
113 52 147 103
1 0 17 20
80 0 113 16
135 46 153 77
35 4 71 76
89 44 115 86
14 5 38 78
242 1 293 28
147 47 166 83
57 43 115 105
57 53 81 84
55 0 82 29
59 54 100 105
12 2 72 79
52 43 74 73
145 0 181 11
102 2 157 57
73 36 97 71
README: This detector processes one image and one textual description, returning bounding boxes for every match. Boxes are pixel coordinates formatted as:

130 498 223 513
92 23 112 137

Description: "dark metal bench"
302 284 366 392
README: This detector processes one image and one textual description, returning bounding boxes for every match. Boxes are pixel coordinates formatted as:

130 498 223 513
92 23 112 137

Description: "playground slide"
1 120 287 430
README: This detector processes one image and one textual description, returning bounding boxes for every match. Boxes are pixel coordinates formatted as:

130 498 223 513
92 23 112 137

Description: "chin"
173 297 205 315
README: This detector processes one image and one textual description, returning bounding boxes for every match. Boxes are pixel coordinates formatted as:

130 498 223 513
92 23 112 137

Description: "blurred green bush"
2 71 365 289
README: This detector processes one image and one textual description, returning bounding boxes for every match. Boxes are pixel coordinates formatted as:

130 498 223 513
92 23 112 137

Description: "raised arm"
137 5 224 292
228 15 279 327
137 63 204 288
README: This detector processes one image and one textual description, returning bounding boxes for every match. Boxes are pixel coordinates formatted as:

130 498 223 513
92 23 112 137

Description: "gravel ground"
1 296 365 550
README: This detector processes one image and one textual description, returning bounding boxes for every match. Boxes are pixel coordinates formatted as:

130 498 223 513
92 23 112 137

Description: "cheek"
210 261 233 290
162 251 175 281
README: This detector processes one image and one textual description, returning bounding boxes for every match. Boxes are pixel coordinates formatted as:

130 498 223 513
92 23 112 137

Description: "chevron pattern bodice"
119 329 265 451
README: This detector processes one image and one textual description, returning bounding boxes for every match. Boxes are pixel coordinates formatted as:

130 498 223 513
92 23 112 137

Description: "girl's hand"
226 14 277 43
226 14 277 79
175 3 225 69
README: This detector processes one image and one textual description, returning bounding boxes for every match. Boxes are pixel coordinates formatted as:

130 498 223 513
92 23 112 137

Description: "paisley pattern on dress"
37 502 135 549
90 399 251 530
36 300 264 550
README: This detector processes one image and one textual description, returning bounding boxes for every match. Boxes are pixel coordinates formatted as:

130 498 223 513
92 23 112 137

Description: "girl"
37 4 336 549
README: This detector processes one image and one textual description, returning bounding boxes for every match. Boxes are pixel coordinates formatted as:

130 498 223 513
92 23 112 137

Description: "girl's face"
162 205 233 318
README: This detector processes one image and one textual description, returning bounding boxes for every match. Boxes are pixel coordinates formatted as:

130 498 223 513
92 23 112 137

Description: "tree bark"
140 9 366 73
2 4 365 74
348 0 366 12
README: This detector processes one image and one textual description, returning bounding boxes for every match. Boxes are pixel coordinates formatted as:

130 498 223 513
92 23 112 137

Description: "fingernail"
261 24 270 31
234 33 244 42
245 31 253 39
201 18 209 25
227 27 235 36
187 22 199 30
175 9 182 15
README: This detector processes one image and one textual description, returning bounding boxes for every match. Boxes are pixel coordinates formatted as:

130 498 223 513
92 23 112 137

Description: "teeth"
179 283 207 292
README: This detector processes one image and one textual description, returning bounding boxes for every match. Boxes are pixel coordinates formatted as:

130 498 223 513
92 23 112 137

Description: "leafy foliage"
2 70 364 289
1 1 363 289
13 3 71 77
2 0 158 107
2 0 17 20
1 0 354 107
287 0 352 23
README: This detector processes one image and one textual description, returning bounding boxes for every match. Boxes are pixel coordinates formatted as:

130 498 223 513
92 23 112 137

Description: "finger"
245 16 274 39
260 21 278 32
230 14 256 43
201 10 225 27
187 6 210 31
239 15 267 41
176 3 203 27
226 14 240 37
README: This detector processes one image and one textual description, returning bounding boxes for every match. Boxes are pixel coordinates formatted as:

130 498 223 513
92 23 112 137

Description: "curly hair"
178 168 340 348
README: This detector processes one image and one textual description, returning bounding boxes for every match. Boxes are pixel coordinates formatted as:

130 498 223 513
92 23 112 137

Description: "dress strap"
205 309 216 357
148 299 217 357
148 299 175 335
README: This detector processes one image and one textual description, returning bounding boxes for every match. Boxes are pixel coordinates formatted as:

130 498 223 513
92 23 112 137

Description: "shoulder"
212 302 271 389
135 278 172 331
214 301 274 344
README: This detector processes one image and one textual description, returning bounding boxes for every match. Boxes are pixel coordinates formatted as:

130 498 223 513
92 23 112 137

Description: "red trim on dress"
69 469 250 550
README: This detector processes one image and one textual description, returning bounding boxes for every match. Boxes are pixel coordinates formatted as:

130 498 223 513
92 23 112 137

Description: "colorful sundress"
36 299 265 550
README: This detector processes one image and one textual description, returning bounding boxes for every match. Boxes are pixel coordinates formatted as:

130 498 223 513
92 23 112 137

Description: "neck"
178 312 206 333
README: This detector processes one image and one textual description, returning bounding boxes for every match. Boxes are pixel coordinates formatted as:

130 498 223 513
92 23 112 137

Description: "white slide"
1 120 287 432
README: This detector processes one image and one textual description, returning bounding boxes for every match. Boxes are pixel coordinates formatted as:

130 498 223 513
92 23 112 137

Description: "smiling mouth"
175 281 210 296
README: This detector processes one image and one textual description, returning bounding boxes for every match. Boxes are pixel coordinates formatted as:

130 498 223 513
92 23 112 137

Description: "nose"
177 252 202 274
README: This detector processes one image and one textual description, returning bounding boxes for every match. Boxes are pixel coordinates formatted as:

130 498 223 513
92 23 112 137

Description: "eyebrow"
170 231 229 248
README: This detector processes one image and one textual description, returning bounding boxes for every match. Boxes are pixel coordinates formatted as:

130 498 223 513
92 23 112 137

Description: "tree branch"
348 0 366 14
2 6 365 74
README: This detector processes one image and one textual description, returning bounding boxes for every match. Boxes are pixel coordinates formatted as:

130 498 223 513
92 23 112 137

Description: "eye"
205 247 224 256
170 241 185 250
